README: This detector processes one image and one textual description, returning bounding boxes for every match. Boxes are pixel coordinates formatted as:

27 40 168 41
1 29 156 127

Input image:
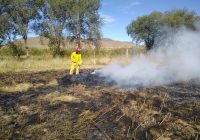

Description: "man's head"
75 47 81 53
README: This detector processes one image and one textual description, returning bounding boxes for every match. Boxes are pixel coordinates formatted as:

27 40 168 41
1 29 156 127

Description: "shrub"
49 45 65 57
8 41 26 57
0 46 12 56
30 48 46 56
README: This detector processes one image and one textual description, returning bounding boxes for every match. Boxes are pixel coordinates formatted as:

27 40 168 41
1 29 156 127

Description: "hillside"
18 37 135 49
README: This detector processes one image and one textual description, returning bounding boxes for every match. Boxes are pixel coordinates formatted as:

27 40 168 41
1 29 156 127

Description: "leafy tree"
127 12 163 50
164 9 197 30
127 9 198 50
0 0 14 46
6 0 44 53
34 0 102 56
33 0 72 56
0 13 8 46
66 0 102 48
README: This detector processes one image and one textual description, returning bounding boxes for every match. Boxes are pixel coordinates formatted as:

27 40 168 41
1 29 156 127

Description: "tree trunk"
77 34 81 48
78 38 81 48
77 11 81 49
145 40 152 50
55 41 61 57
56 41 61 51
23 35 29 56
24 37 28 48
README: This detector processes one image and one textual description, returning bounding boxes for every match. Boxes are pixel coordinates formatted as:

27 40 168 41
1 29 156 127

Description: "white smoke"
98 27 200 87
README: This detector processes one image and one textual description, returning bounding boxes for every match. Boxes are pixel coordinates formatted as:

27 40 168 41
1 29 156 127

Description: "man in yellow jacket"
69 47 82 75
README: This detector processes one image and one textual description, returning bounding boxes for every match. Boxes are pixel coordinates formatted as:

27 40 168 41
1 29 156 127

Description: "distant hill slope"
18 37 135 49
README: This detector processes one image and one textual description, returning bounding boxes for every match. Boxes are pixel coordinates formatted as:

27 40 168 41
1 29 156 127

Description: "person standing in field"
69 47 82 75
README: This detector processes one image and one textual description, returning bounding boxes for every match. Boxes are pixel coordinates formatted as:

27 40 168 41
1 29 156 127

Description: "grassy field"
0 56 108 72
2 46 199 139
0 47 145 72
0 69 199 139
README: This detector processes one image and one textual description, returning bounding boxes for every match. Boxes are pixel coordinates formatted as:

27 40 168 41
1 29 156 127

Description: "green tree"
67 0 102 48
164 9 197 30
33 0 72 57
0 12 8 46
34 0 102 56
127 9 198 50
0 0 14 46
127 12 163 50
7 0 44 53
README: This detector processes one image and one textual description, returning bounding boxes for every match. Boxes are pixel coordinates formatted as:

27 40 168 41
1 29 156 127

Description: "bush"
0 44 145 59
63 48 73 57
30 48 46 56
0 46 12 56
49 45 65 57
8 41 26 57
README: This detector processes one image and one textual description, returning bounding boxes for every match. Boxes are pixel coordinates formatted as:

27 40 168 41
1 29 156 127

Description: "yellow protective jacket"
71 52 82 65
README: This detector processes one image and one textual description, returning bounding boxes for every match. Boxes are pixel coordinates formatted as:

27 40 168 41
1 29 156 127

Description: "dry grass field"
0 39 199 139
0 69 200 139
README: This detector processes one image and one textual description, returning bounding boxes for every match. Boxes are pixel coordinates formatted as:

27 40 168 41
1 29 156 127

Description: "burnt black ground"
0 69 200 139
59 70 115 87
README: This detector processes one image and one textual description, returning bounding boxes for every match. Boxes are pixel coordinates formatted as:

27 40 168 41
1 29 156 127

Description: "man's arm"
71 52 76 63
78 54 82 65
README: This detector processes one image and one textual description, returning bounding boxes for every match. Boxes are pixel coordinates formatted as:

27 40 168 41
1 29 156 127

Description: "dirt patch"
0 69 200 139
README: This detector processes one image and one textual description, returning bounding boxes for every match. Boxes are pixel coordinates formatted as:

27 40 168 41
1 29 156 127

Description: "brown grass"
0 83 32 93
0 70 200 139
0 56 109 73
0 54 135 73
39 92 80 103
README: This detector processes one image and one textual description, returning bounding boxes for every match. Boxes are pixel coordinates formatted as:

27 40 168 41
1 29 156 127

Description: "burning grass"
0 69 200 139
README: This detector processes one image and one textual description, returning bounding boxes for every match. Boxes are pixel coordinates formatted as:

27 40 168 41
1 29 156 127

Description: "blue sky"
100 0 200 41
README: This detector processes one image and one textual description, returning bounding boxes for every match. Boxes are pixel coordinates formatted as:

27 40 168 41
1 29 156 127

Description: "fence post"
126 49 129 57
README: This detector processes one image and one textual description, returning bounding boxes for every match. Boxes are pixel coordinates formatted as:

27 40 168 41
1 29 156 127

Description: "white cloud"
122 1 141 14
130 1 141 7
100 13 116 23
